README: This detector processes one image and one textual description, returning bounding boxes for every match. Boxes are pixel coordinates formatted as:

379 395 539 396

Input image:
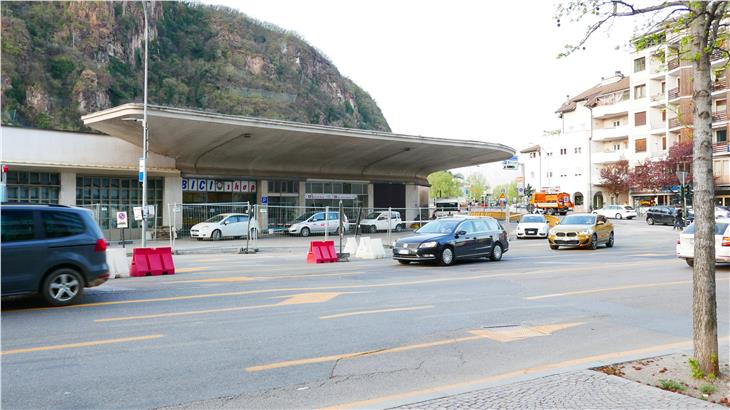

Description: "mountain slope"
1 1 391 132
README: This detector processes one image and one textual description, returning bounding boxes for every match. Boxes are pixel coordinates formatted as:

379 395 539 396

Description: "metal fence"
172 202 251 238
78 203 158 241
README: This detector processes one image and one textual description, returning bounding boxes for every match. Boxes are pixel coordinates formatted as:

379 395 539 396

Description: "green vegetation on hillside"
1 1 390 132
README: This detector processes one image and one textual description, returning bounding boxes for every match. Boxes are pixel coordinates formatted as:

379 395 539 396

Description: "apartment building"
520 40 729 210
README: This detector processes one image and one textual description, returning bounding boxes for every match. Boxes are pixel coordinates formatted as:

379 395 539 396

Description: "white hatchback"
593 205 637 220
516 214 549 239
190 213 258 240
676 218 730 267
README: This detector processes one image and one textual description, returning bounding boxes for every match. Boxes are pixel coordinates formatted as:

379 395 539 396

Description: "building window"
530 171 535 178
560 148 567 155
662 109 667 121
662 136 667 150
267 180 299 194
574 147 582 154
547 171 553 178
529 152 537 158
717 99 727 112
5 171 61 204
613 143 622 151
634 57 646 72
304 181 368 220
634 84 646 99
635 138 647 152
76 175 164 230
717 130 728 143
635 111 647 126
546 152 553 157
612 120 621 127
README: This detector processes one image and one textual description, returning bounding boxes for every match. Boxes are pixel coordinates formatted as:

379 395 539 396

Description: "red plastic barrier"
306 241 338 263
129 247 176 276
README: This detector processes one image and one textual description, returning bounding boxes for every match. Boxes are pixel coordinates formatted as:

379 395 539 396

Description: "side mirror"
223 221 229 225
456 230 467 237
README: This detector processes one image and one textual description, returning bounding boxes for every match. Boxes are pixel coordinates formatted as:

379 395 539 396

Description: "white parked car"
676 218 730 267
593 205 637 220
359 211 405 233
190 213 258 241
287 211 349 237
516 214 549 239
715 206 730 219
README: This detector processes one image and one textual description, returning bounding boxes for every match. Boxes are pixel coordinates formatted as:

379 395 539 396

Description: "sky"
206 0 640 186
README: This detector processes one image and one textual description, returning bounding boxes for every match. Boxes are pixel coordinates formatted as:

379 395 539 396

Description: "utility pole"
587 106 594 212
141 1 150 247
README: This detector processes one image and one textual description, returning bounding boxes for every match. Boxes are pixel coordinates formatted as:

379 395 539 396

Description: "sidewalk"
393 370 720 409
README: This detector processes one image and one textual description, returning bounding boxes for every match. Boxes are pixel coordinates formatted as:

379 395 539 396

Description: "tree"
599 159 630 203
466 173 489 202
524 183 534 198
557 0 728 375
427 171 462 199
492 182 519 204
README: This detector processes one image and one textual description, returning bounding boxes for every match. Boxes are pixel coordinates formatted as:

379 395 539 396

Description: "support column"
58 171 76 206
163 175 182 227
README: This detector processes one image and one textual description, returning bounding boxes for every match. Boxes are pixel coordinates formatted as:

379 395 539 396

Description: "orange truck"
530 192 574 215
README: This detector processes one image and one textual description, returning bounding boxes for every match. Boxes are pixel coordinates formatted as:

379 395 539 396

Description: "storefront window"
5 171 61 204
76 175 164 229
304 181 368 219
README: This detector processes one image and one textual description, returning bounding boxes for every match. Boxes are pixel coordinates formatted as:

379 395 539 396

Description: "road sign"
499 193 505 199
262 196 268 205
133 206 143 221
138 158 145 182
116 211 128 228
518 187 525 196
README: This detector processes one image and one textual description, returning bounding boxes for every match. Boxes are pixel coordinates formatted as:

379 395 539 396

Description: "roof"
520 144 541 153
556 76 630 114
81 104 515 186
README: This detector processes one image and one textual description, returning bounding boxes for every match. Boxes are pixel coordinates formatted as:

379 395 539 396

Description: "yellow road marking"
1 334 164 356
174 267 211 273
525 277 730 300
95 292 345 322
16 259 675 311
468 322 585 343
320 305 434 320
246 322 580 372
166 271 365 284
326 335 730 409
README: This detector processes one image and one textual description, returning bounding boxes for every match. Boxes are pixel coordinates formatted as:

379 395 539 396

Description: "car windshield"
561 215 596 225
624 206 634 210
365 212 381 219
205 215 226 223
683 222 729 235
294 213 315 222
521 215 545 223
417 220 458 234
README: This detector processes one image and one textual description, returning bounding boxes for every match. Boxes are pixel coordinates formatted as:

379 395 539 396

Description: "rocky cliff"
1 2 391 132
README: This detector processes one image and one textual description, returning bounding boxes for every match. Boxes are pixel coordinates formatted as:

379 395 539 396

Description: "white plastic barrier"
370 238 386 259
344 237 358 255
355 237 373 259
106 248 130 278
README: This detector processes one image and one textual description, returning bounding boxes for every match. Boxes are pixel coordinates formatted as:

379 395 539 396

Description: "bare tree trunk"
690 3 719 376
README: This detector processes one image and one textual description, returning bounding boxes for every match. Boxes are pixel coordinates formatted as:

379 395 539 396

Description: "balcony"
713 143 730 154
668 58 680 70
715 174 730 185
712 78 728 92
711 49 727 61
592 150 625 164
668 87 680 99
592 126 630 142
713 110 728 123
669 117 685 129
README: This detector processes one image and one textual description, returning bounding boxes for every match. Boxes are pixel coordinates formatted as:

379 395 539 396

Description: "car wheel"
490 243 503 261
686 258 694 267
647 217 655 225
439 247 454 266
616 213 623 220
211 229 222 241
590 234 598 250
370 225 377 233
42 268 84 307
547 208 555 215
398 260 411 265
606 232 614 248
550 244 560 250
394 224 403 233
300 227 310 237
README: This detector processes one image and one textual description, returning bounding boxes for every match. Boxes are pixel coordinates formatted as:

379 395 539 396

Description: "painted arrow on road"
468 322 585 343
95 292 346 323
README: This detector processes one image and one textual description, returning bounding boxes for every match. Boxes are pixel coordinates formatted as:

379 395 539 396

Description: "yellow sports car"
548 213 614 250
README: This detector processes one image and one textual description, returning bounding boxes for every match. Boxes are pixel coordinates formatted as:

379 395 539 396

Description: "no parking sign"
116 211 128 228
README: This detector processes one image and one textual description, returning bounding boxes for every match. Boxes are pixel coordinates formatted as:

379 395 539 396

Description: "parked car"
392 217 508 266
593 205 637 220
548 213 614 250
190 213 259 240
676 218 730 267
645 206 679 226
1 204 109 306
286 211 349 237
360 211 405 233
516 214 549 239
715 206 730 219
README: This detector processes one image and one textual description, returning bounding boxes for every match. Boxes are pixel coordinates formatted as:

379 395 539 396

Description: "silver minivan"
287 211 349 237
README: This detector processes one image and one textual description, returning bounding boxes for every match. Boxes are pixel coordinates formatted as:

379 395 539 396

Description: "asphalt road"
2 219 729 409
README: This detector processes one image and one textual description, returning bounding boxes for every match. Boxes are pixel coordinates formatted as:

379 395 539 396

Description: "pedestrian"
674 208 684 230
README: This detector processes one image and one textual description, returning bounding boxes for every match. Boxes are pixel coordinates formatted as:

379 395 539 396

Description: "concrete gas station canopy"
82 104 514 185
